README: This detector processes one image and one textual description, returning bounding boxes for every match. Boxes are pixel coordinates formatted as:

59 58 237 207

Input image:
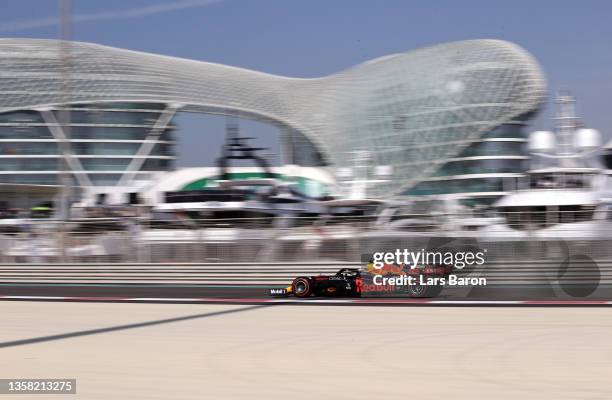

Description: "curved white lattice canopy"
0 38 546 196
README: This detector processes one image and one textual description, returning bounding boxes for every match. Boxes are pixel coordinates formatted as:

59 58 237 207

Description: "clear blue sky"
3 0 612 166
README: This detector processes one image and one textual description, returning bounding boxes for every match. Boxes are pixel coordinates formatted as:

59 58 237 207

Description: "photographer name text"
372 274 486 286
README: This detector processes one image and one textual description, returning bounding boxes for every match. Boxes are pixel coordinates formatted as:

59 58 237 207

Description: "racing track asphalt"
2 283 612 305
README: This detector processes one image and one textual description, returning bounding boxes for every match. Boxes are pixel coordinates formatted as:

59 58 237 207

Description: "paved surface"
2 301 612 399
2 282 612 302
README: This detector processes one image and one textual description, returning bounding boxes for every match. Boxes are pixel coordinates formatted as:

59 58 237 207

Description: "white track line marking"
1 295 612 305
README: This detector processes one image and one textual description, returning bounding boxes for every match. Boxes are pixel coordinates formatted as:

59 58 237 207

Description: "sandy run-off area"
2 301 611 399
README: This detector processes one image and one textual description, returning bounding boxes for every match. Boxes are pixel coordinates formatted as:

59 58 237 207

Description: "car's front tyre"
292 277 313 298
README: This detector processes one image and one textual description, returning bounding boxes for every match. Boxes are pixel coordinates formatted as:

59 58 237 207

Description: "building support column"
118 103 179 187
39 108 92 188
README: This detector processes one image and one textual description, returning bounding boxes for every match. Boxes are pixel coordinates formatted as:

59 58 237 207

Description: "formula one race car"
270 268 362 298
269 265 452 298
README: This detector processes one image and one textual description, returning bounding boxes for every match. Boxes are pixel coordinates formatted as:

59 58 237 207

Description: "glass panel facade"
456 141 526 158
0 174 61 185
150 142 174 157
68 111 161 125
68 127 174 141
402 118 532 199
0 111 44 124
141 158 171 171
0 142 58 155
0 102 176 186
69 102 167 110
79 159 131 171
282 129 328 166
406 178 505 196
0 158 57 171
71 142 141 156
432 159 527 177
0 126 53 139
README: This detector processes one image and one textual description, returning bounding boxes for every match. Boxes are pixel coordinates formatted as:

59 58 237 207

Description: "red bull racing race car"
269 264 453 298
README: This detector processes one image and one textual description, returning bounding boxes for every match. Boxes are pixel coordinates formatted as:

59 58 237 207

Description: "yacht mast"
553 92 580 166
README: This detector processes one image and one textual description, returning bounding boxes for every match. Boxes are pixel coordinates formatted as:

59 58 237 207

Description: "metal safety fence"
0 260 610 287
0 211 611 264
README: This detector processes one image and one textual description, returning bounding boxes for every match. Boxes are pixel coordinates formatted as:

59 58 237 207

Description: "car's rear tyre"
424 284 444 298
408 279 443 298
407 281 428 297
292 277 313 298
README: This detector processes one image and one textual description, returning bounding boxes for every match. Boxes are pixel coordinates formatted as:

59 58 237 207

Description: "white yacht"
482 167 612 240
480 94 612 241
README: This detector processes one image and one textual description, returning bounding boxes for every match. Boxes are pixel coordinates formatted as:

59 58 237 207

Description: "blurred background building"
0 38 545 208
0 103 175 208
